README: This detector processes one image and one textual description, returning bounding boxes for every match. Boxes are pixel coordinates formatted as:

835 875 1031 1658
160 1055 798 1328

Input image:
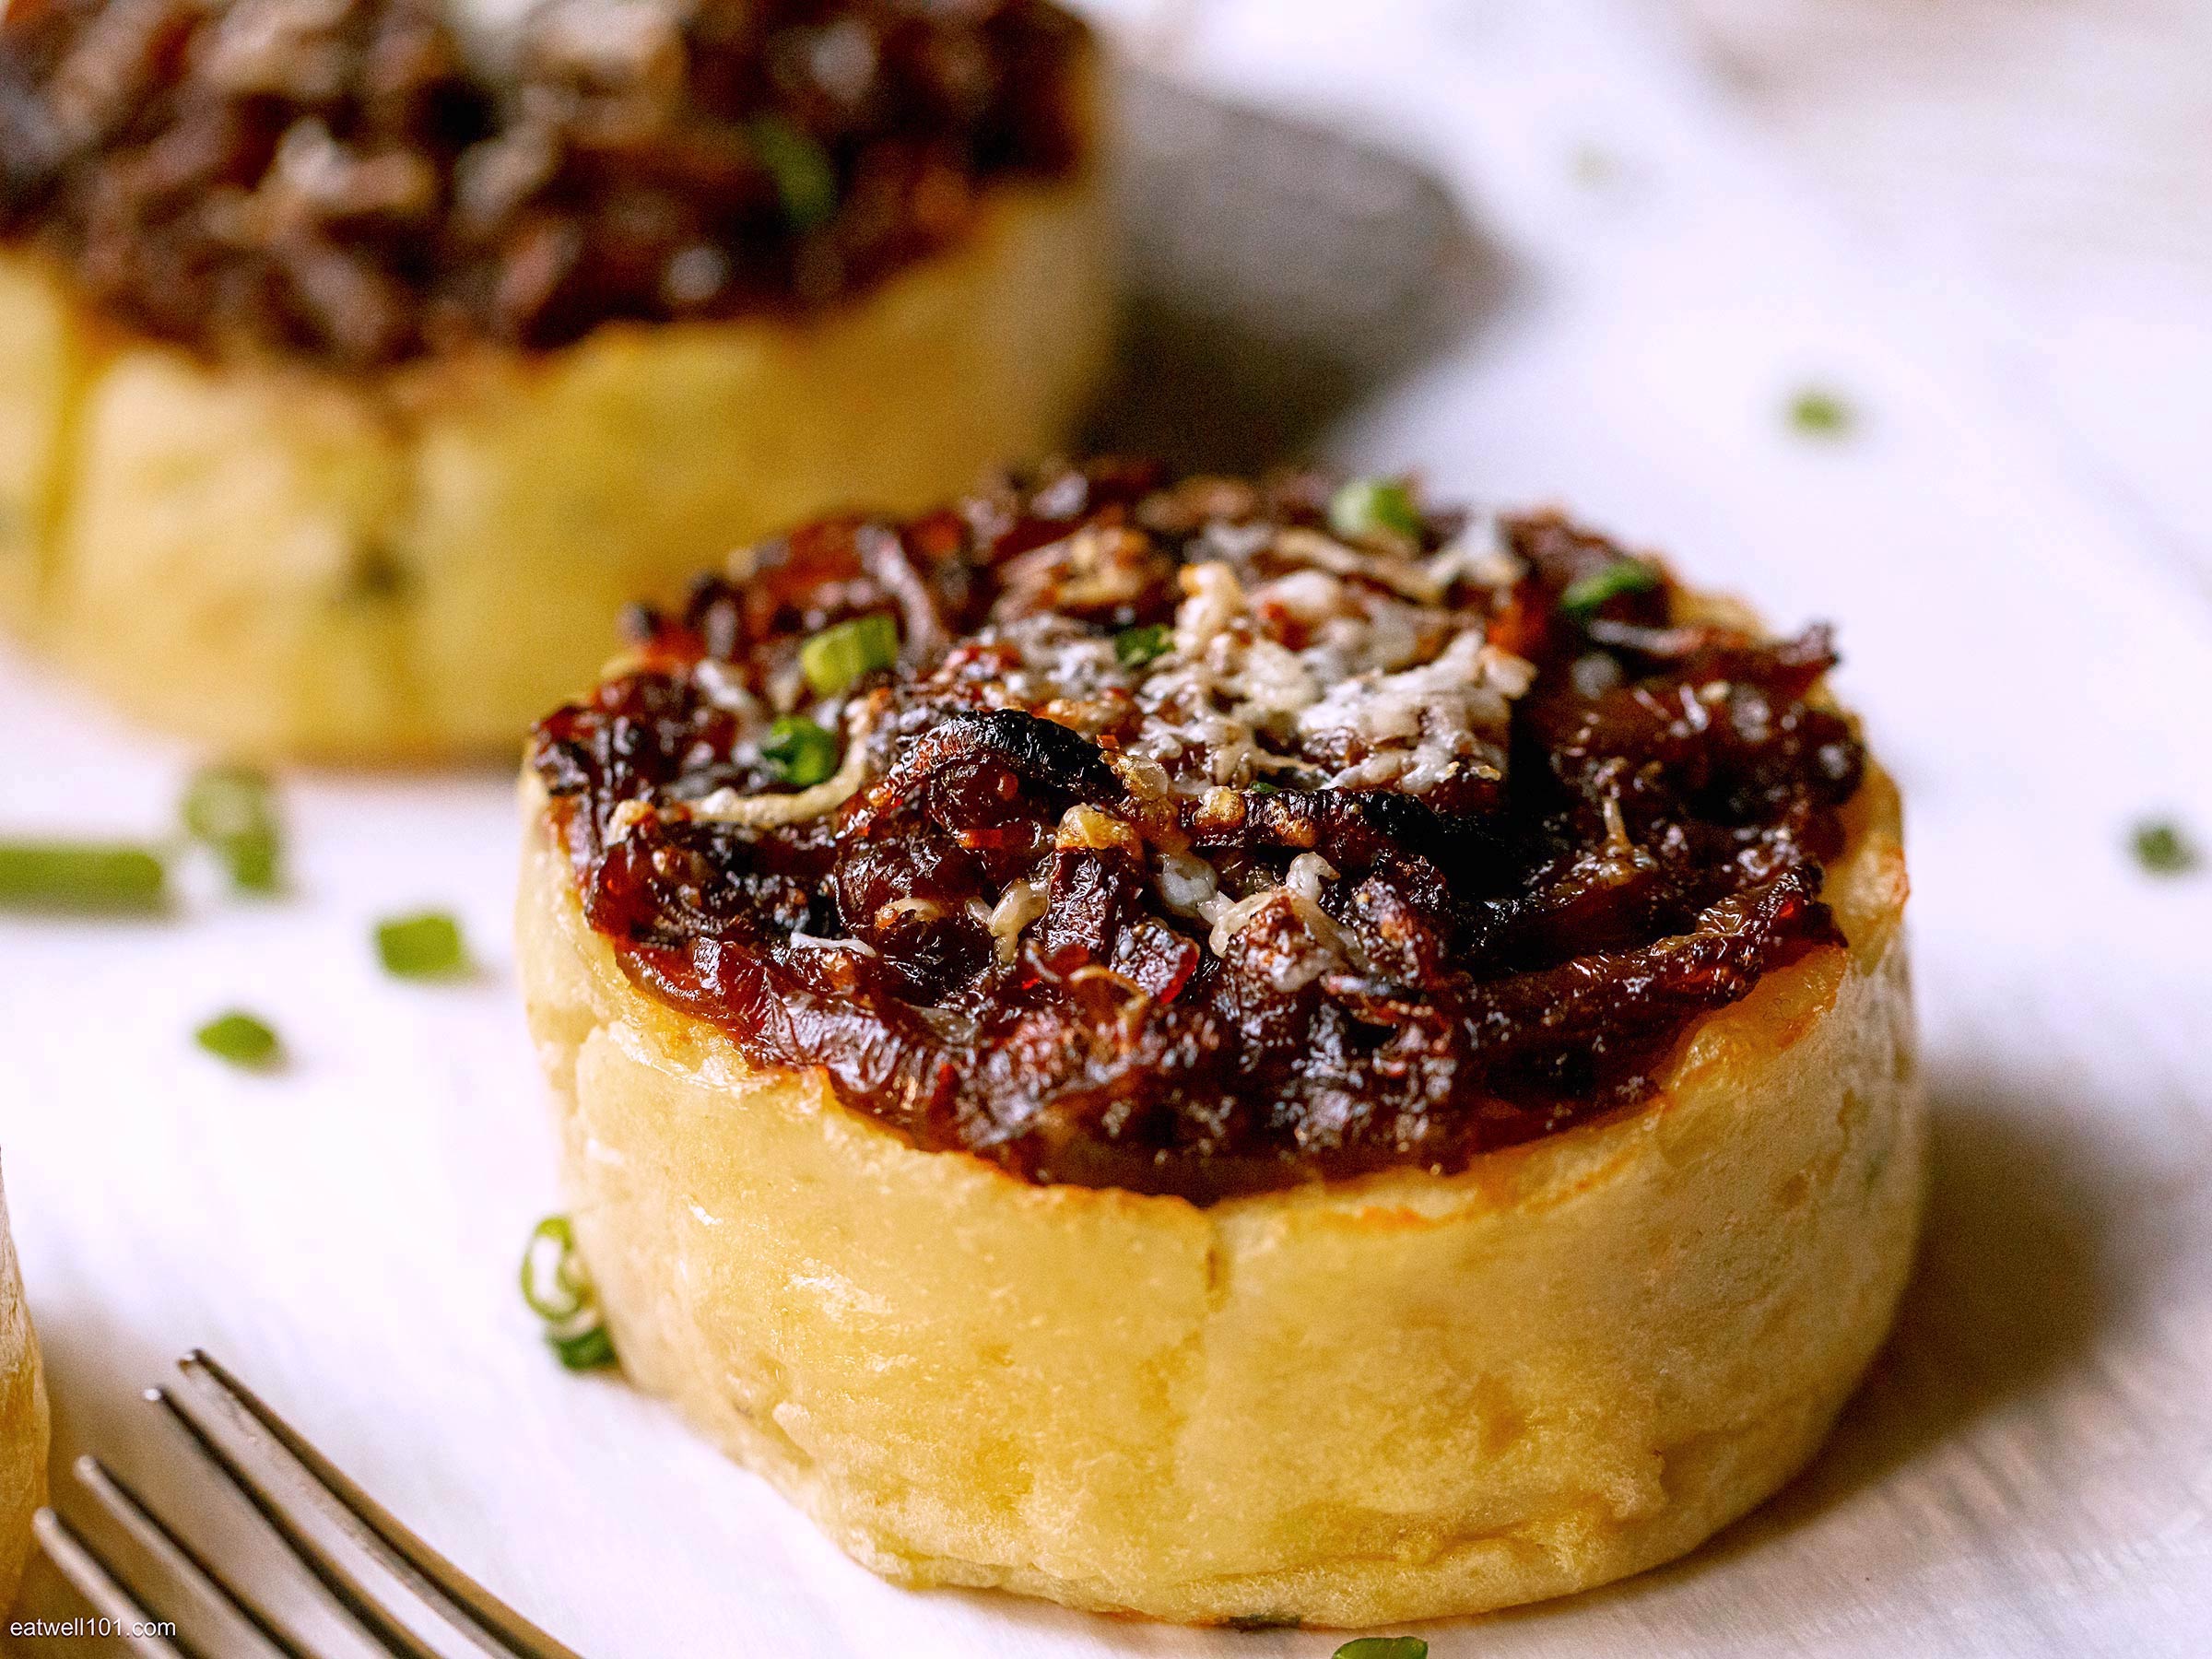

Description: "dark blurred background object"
1087 69 1502 473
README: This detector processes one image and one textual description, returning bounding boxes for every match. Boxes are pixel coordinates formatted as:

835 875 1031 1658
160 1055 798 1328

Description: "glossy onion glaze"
534 461 1865 1202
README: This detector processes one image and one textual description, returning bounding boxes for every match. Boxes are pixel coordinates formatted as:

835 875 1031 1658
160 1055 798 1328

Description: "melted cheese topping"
962 521 1534 800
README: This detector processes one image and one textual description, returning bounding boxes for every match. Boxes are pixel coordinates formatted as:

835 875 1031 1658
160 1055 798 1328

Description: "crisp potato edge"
513 765 1924 1626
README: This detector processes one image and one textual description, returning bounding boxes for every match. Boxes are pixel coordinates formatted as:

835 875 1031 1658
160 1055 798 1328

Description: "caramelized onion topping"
0 0 1088 367
533 461 1866 1203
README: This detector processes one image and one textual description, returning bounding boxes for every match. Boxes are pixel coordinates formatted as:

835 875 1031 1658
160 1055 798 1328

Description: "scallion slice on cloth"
374 912 467 979
1788 387 1853 436
195 1011 282 1068
2132 819 2199 876
182 764 282 892
0 841 166 912
521 1216 618 1371
547 1325 617 1371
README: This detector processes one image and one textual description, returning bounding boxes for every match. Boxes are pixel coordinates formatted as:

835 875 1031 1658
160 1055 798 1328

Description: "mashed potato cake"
518 462 1922 1626
0 1168 48 1614
0 0 1110 759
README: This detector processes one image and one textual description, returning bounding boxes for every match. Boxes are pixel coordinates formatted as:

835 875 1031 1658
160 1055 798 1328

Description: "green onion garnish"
182 764 281 893
548 1325 617 1371
761 716 839 788
195 1010 281 1068
522 1215 618 1371
374 911 467 979
0 841 166 912
799 613 899 697
1114 623 1171 668
2132 819 2199 876
521 1215 591 1322
1789 387 1853 436
1559 559 1660 619
747 116 839 231
1333 1640 1428 1659
1328 477 1423 544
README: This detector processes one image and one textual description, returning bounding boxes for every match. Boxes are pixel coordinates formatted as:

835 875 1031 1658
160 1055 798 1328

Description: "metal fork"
32 1351 582 1658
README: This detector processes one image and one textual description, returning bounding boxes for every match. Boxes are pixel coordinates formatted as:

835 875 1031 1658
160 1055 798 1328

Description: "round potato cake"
516 461 1922 1626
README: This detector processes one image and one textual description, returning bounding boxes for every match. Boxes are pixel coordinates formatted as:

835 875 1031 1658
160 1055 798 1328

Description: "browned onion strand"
0 0 1088 368
532 461 1865 1203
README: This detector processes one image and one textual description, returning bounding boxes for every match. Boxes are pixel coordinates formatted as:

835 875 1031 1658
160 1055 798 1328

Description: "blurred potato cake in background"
0 1167 45 1615
0 0 1112 759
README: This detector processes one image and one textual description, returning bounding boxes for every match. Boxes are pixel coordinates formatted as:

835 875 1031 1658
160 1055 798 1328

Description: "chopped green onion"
548 1324 618 1370
0 841 166 912
182 763 282 892
1333 1641 1428 1659
1249 779 1279 795
1328 477 1423 544
799 613 899 697
523 1215 618 1371
2131 819 2199 876
747 116 839 231
761 716 840 788
374 911 467 979
521 1215 591 1323
1114 623 1171 668
1788 387 1853 436
195 1010 281 1068
1559 559 1660 619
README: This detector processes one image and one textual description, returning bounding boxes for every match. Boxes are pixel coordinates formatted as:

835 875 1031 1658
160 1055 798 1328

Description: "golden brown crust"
0 168 1112 759
515 758 1921 1626
0 1167 49 1615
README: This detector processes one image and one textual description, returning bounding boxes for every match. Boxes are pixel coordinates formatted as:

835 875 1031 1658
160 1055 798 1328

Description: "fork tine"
71 1455 299 1659
31 1506 191 1656
155 1380 506 1659
160 1353 579 1654
174 1355 585 1659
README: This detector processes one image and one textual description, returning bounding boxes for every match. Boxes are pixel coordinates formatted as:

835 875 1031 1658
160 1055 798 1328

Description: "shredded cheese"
787 932 878 957
1298 629 1512 794
1284 852 1339 901
1206 888 1280 957
1173 561 1247 658
688 694 882 828
1274 526 1446 604
985 878 1048 963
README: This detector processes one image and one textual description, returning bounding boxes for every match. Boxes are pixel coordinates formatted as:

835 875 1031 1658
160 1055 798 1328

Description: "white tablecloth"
4 2 2208 1653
